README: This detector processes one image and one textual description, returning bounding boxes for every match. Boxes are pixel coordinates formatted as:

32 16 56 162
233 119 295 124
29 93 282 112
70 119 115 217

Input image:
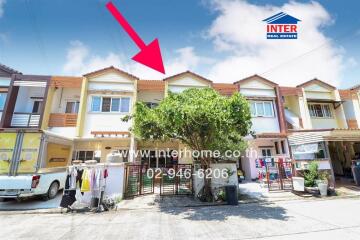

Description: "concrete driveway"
0 192 62 211
1 198 360 239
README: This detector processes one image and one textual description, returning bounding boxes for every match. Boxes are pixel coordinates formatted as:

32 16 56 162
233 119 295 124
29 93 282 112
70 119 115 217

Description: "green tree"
129 88 252 200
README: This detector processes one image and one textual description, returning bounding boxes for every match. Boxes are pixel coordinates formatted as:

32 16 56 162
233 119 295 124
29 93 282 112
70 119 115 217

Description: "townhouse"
2 61 360 188
282 79 360 188
0 66 75 175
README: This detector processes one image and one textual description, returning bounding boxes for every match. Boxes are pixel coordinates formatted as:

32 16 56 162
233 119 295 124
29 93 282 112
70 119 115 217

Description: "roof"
349 84 360 91
296 78 336 90
234 74 278 87
137 80 165 92
163 71 213 83
338 90 357 100
279 87 303 97
83 66 139 80
263 12 301 24
213 83 238 96
0 63 21 75
50 76 83 88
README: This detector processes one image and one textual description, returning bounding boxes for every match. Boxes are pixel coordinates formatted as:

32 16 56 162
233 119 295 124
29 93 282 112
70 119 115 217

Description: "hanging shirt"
81 169 91 192
69 166 78 190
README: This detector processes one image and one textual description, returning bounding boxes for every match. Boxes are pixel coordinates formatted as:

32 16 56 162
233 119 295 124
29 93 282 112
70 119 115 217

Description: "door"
16 133 42 174
0 133 17 175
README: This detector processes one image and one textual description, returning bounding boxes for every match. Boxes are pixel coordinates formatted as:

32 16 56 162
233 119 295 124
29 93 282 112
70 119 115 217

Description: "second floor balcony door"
32 100 43 114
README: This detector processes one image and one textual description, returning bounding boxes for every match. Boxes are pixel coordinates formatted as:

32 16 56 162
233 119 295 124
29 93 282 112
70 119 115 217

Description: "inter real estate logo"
263 12 301 39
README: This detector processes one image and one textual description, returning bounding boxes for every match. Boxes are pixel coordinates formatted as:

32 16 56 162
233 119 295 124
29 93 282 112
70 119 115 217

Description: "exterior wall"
167 75 211 93
251 112 280 133
79 70 136 138
14 86 45 112
50 88 81 113
82 93 133 138
241 138 289 180
137 91 164 103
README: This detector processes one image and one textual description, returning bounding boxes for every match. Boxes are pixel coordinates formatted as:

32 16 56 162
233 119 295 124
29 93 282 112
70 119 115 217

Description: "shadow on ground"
158 196 289 221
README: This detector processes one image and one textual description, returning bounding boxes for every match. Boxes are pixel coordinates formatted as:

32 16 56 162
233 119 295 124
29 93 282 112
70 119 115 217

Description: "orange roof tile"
297 78 336 90
138 80 165 91
50 76 83 88
279 87 303 97
83 66 139 80
234 74 278 86
163 71 213 83
213 83 238 96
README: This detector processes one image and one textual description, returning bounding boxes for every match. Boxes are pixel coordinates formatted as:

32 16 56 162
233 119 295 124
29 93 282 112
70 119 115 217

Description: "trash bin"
352 165 360 186
225 185 238 205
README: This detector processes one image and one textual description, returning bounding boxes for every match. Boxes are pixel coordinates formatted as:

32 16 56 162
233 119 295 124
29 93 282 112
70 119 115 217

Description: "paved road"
1 198 360 240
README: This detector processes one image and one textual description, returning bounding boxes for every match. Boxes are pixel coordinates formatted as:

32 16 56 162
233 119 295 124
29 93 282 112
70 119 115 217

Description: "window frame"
65 101 80 114
90 96 131 113
250 100 274 118
308 103 333 118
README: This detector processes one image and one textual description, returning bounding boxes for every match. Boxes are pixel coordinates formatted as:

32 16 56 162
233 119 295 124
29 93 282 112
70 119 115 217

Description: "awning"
284 108 301 129
288 129 360 145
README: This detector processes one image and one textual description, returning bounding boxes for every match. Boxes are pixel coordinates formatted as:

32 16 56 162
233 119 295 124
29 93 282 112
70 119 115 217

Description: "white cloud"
62 41 207 79
63 40 124 75
204 0 350 86
0 0 5 18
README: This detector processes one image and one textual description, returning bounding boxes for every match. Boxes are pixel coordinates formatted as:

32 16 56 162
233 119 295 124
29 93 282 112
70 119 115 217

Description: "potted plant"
316 171 329 196
303 162 329 196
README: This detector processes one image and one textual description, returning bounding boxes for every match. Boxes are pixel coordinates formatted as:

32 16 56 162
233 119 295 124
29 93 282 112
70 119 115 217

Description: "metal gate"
160 164 193 196
266 160 293 191
124 164 154 198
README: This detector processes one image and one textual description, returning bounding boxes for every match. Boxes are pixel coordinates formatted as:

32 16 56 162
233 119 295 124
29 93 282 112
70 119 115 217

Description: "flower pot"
317 182 328 196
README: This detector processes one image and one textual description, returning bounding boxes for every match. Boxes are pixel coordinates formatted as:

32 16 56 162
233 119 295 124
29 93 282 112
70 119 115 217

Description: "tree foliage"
131 88 252 165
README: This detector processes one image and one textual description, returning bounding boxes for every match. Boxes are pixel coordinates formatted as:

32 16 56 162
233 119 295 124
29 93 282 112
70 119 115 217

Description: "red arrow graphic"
106 1 165 74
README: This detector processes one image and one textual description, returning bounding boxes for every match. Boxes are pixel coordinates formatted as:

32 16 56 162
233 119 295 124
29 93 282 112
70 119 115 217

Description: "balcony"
48 113 77 127
11 112 40 128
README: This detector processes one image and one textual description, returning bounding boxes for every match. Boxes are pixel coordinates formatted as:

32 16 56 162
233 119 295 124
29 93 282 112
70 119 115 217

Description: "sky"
0 0 359 88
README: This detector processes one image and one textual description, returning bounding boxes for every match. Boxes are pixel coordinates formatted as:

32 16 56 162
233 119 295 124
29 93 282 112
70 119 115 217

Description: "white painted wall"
48 127 77 138
88 82 134 92
50 88 81 113
137 91 164 103
14 86 45 112
251 116 280 133
168 85 207 93
82 95 133 138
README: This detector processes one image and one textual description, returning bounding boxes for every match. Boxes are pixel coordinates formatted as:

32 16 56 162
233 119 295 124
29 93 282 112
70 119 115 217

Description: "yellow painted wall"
0 132 17 174
45 143 71 168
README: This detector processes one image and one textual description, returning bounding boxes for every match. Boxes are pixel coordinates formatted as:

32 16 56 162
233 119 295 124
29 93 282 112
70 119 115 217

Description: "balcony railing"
11 112 40 127
48 113 78 127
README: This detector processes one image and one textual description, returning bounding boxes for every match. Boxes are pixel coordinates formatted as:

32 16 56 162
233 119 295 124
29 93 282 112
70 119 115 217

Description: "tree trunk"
197 162 213 202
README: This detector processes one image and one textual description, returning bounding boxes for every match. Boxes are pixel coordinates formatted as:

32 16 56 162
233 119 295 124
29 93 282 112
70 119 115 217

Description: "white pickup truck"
0 131 72 200
0 168 66 200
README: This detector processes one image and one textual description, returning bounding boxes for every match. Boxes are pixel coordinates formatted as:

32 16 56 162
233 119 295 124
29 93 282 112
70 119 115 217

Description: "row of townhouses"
1 63 360 188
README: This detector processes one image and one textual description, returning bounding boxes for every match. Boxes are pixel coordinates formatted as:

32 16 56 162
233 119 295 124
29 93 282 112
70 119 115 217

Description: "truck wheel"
43 181 59 201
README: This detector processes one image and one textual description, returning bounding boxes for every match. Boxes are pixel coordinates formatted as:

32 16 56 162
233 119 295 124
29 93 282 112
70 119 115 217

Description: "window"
275 142 280 154
91 96 101 112
102 97 111 112
120 97 130 112
250 101 274 117
281 140 286 154
32 101 43 113
261 149 272 157
145 102 159 109
0 93 6 110
91 96 131 113
308 104 332 118
72 150 101 162
293 142 328 160
65 101 79 113
111 98 120 112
